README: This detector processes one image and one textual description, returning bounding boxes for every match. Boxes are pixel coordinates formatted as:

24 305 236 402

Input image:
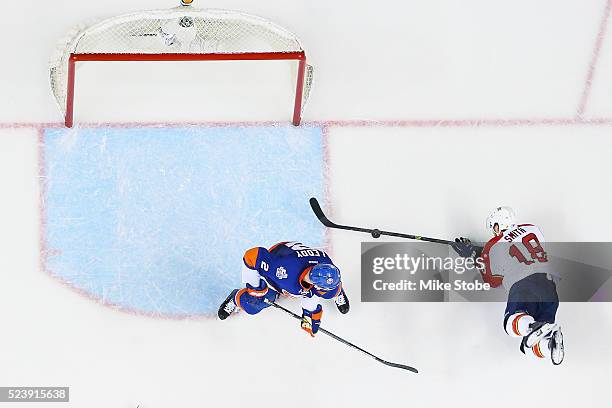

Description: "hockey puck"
371 229 381 238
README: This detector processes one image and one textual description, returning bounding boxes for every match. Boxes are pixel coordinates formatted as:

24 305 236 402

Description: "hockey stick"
310 197 455 245
265 299 418 373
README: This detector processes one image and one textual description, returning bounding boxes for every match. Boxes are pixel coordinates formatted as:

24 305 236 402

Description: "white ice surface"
2 1 612 407
0 0 610 122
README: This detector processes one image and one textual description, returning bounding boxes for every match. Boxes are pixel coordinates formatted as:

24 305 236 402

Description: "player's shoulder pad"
482 234 503 254
268 242 288 252
518 223 545 239
243 247 269 269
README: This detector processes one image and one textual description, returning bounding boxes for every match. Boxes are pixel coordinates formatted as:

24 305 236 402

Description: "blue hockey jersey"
242 241 342 301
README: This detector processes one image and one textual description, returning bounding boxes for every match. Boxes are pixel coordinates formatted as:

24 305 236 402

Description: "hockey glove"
301 305 323 337
451 237 481 259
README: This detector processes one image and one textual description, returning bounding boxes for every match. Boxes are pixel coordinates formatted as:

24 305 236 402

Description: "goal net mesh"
50 7 313 119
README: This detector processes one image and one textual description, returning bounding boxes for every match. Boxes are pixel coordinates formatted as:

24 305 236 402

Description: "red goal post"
50 6 314 127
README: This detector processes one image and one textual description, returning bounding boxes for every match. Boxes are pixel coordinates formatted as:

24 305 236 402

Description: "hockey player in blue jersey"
217 241 349 336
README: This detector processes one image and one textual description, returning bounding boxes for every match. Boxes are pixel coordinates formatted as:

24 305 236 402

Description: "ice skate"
335 287 350 314
217 289 239 320
522 321 558 349
549 326 564 365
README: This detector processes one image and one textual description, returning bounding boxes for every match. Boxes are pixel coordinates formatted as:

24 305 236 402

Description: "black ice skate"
217 289 239 320
521 321 558 350
335 287 350 314
548 326 564 365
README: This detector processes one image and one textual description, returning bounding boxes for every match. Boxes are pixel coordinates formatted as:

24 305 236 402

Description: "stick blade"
380 359 419 373
309 197 335 227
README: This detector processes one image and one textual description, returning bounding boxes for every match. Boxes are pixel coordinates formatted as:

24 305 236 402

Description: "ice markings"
42 125 325 317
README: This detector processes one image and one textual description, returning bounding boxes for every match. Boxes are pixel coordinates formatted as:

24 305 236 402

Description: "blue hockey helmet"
309 263 341 290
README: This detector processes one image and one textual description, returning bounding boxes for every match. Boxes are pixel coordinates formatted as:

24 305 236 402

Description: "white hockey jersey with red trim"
479 224 552 290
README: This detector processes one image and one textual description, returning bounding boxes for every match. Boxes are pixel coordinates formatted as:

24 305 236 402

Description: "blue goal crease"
42 125 325 316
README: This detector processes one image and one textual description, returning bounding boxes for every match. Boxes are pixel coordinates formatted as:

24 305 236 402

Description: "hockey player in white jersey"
452 207 564 365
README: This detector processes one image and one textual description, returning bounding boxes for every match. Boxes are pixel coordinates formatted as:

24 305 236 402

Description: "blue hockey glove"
301 305 323 337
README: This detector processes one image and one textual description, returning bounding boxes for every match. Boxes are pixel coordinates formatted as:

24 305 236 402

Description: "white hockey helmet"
486 206 516 236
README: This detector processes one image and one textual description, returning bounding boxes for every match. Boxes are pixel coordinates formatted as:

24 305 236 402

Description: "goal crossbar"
65 51 307 127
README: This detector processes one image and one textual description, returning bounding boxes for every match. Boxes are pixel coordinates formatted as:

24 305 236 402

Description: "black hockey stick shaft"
309 197 455 245
265 299 418 373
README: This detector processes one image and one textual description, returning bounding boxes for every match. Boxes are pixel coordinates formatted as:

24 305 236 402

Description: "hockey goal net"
49 5 313 127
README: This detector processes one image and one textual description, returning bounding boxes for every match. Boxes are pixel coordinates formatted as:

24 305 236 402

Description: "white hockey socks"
505 312 535 338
